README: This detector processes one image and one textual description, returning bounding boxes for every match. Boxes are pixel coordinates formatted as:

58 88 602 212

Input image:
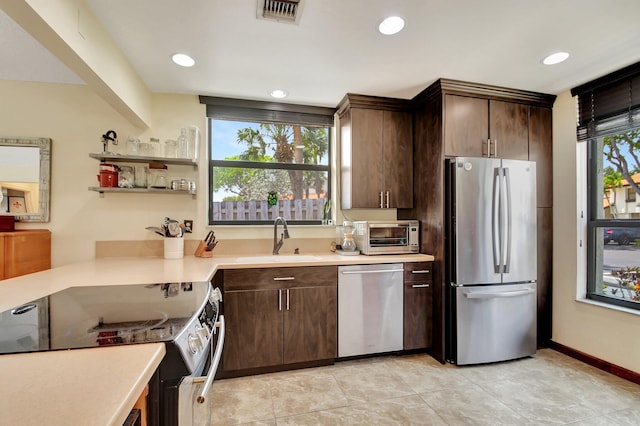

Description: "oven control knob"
196 325 210 341
187 333 202 354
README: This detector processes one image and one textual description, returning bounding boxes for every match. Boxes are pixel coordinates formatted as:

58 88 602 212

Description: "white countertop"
0 343 165 426
0 252 434 312
0 252 433 424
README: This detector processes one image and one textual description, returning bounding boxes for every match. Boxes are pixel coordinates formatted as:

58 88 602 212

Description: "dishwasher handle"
340 269 404 275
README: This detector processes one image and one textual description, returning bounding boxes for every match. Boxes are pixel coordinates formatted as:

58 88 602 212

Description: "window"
199 97 334 225
626 187 636 203
573 62 640 309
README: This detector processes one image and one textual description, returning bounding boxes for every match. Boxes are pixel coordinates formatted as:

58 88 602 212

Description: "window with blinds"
572 61 640 309
199 96 335 225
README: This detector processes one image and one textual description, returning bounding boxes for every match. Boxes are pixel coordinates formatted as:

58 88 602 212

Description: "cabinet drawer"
404 262 432 282
224 266 337 291
403 280 433 350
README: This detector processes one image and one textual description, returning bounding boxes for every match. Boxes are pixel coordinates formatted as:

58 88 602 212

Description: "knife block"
194 240 216 258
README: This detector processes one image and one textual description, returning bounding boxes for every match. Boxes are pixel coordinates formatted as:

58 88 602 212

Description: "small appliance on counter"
352 220 419 255
335 221 360 255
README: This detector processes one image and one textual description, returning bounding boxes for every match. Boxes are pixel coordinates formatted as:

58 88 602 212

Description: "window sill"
209 224 336 229
576 297 640 317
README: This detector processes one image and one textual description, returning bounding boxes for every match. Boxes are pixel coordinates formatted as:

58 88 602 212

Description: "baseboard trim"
549 341 640 385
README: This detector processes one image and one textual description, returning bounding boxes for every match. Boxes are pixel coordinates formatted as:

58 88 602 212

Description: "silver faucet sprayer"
273 216 290 255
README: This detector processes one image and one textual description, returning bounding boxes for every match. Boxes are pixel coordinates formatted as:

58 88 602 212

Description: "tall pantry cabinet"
398 79 556 362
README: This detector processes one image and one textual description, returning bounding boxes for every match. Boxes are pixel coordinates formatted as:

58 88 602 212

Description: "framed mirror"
0 137 51 222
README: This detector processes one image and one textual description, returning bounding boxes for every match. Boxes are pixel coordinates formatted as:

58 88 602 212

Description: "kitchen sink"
233 255 323 263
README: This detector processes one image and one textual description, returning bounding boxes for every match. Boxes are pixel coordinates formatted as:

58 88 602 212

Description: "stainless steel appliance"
0 281 224 426
338 264 404 357
352 220 419 255
445 157 537 365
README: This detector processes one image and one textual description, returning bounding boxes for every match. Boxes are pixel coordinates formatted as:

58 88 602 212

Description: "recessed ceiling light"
172 53 195 67
270 89 288 99
378 16 405 35
542 52 569 65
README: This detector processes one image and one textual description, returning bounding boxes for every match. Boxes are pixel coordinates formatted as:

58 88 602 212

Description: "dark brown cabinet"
400 79 556 361
337 94 413 209
221 266 337 373
537 207 553 346
444 95 529 160
529 106 553 208
444 94 553 209
403 262 433 350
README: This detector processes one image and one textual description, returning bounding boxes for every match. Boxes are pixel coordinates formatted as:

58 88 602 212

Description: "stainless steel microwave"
353 220 419 255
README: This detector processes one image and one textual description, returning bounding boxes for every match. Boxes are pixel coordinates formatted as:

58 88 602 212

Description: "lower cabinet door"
283 286 337 364
222 289 283 371
403 281 433 350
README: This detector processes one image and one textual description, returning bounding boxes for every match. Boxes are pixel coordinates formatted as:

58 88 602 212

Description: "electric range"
0 280 224 426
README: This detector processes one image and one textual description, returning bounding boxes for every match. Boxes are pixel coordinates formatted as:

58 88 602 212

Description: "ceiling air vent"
257 0 305 25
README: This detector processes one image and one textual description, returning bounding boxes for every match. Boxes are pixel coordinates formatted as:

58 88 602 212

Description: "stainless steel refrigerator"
445 157 537 365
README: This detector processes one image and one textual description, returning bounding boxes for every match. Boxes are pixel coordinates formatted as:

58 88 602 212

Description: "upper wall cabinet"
436 82 555 207
338 94 413 209
444 95 529 160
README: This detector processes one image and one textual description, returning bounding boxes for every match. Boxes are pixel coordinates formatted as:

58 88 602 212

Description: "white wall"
0 80 395 266
0 80 197 265
552 90 640 374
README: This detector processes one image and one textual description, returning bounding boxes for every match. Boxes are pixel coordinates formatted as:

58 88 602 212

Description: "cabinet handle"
484 139 491 157
385 191 390 208
493 139 498 157
411 270 430 274
273 277 295 281
379 192 384 209
286 289 290 311
341 268 404 275
412 284 430 288
278 289 282 311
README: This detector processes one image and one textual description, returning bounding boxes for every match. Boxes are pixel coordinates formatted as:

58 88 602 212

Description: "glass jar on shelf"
126 137 140 156
149 137 161 157
177 128 189 159
118 166 134 188
188 125 200 160
163 139 177 158
150 168 168 189
134 165 148 188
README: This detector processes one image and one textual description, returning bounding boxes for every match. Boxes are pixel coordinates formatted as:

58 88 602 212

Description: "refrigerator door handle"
503 167 512 273
463 289 535 299
492 168 501 273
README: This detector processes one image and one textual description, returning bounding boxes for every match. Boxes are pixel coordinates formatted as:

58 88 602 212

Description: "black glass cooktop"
0 281 210 355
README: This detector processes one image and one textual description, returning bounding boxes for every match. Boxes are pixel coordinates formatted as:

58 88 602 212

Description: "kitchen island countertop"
0 343 165 426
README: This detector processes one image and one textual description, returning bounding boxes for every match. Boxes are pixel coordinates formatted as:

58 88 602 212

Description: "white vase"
164 237 184 259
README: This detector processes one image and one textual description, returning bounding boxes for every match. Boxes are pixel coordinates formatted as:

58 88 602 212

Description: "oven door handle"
196 315 225 404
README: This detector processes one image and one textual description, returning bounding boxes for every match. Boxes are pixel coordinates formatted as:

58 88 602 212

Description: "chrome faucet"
273 216 290 255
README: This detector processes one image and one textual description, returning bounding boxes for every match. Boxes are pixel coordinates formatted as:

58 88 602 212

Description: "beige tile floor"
199 349 640 425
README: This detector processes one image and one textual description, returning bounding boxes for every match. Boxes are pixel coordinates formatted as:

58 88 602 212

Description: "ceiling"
2 0 640 108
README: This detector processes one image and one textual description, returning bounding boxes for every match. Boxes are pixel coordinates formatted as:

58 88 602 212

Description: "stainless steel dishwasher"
338 263 404 357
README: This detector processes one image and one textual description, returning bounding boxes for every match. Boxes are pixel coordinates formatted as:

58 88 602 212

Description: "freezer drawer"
455 283 536 365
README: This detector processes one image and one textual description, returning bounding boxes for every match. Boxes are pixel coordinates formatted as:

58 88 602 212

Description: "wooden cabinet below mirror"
0 230 51 280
